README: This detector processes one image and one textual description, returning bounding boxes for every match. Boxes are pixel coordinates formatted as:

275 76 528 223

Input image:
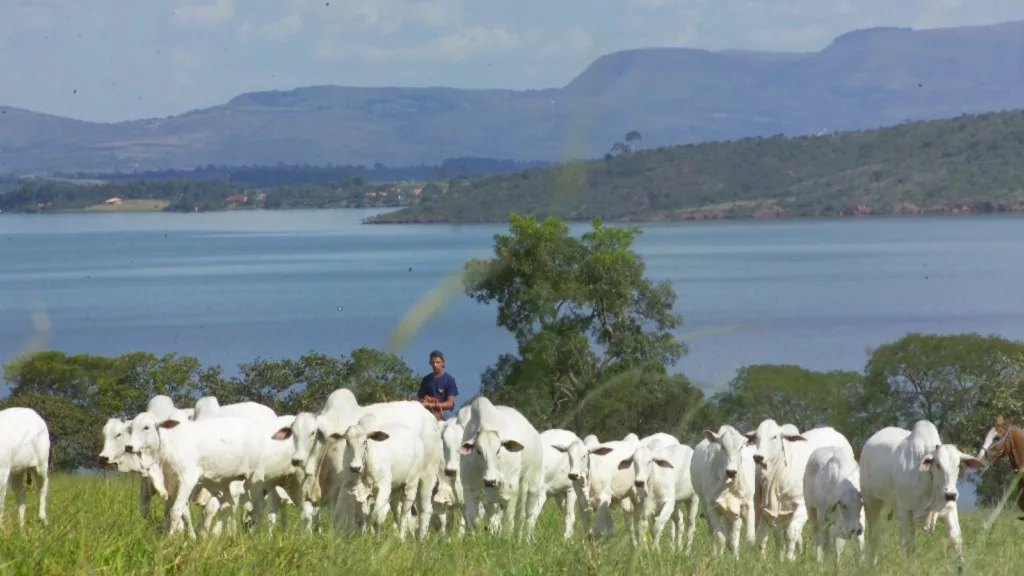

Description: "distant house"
105 197 123 205
225 194 248 203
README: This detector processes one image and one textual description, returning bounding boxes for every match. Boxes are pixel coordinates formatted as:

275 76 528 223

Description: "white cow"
193 397 277 423
257 415 306 532
272 389 441 533
537 429 589 539
583 440 640 540
626 441 699 553
640 433 681 449
803 445 865 563
583 434 600 447
191 396 279 533
690 425 757 557
0 407 50 529
433 417 467 536
745 420 852 560
859 420 983 566
340 413 433 539
126 411 268 538
99 417 200 536
459 396 544 540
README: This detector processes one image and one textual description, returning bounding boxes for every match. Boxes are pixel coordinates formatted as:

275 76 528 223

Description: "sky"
2 0 1024 123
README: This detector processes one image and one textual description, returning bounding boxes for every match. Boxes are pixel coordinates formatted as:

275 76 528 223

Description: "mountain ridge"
3 20 1024 173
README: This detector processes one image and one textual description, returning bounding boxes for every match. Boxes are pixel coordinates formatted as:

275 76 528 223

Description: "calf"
459 396 544 540
341 414 433 539
860 420 983 566
803 445 864 563
626 442 699 553
745 420 852 560
0 407 50 529
433 417 466 536
584 440 640 541
690 425 756 557
538 429 589 539
126 411 268 538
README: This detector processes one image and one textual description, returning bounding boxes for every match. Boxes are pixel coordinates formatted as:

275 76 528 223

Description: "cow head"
460 429 525 488
551 439 589 483
341 415 391 475
440 419 465 478
703 425 748 485
919 443 984 508
744 419 806 468
626 444 674 491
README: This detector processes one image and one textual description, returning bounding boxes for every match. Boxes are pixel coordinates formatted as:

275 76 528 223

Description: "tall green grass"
0 475 1018 575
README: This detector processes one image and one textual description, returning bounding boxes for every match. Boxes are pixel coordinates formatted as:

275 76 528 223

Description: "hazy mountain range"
3 20 1024 175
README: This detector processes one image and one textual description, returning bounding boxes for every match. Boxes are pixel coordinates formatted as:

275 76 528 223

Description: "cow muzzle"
98 455 110 465
567 472 580 481
291 458 303 467
444 468 457 478
483 478 498 488
944 492 957 502
724 469 738 481
349 465 363 474
752 454 765 466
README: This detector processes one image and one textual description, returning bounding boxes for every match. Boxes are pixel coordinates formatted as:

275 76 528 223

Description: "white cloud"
317 25 518 63
172 0 235 27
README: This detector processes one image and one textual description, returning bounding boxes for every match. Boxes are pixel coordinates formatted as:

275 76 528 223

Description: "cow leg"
755 512 770 558
727 514 742 559
8 472 26 528
684 496 699 554
899 506 916 558
561 490 576 540
703 505 724 556
785 505 808 561
651 500 673 550
808 506 824 563
863 498 883 566
139 476 153 519
944 508 966 566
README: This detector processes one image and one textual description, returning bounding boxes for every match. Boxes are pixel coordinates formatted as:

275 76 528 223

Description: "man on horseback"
418 350 458 420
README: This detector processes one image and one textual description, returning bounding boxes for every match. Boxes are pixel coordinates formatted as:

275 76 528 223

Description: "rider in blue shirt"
418 350 458 419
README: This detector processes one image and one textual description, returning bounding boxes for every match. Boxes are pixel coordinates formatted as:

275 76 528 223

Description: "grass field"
0 475 1019 575
80 199 170 212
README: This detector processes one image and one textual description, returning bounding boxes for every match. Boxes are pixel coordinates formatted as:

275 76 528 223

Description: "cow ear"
272 427 293 441
157 419 181 430
960 454 985 470
368 431 390 442
918 455 934 471
590 446 614 456
783 434 807 442
459 442 475 455
744 432 757 444
328 432 343 440
617 457 634 470
551 444 569 453
654 459 674 469
502 440 525 453
701 430 717 443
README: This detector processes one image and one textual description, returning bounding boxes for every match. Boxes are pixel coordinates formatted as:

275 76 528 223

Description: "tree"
464 214 686 434
711 365 881 449
865 333 1024 443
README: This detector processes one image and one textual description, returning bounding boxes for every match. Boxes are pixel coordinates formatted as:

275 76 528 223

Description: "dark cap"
429 350 445 361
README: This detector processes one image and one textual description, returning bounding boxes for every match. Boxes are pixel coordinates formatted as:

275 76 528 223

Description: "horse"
977 415 1024 518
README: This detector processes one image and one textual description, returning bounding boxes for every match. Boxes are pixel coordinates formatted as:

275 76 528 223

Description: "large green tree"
465 214 700 437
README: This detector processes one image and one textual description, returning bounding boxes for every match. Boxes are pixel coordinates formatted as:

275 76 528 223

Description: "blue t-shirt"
418 372 458 412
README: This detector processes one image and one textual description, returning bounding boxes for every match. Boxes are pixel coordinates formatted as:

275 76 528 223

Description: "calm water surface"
2 209 1023 396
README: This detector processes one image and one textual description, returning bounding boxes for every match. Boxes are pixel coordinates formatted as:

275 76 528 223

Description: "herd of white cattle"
0 390 994 567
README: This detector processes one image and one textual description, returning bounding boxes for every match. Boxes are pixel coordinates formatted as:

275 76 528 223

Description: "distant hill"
4 21 1024 173
367 110 1024 223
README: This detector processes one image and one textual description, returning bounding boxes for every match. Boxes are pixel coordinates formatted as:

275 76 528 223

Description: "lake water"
3 209 1024 398
4 209 1022 506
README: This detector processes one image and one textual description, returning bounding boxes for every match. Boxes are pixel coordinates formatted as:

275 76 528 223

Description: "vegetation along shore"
4 110 1024 223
